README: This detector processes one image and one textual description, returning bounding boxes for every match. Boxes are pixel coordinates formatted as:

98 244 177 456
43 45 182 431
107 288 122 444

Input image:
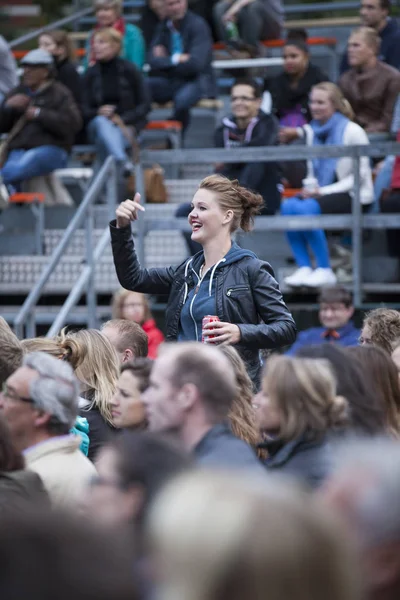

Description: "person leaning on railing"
281 82 373 289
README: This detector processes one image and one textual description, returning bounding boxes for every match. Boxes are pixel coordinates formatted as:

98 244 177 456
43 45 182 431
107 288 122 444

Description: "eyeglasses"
230 96 257 103
1 382 34 404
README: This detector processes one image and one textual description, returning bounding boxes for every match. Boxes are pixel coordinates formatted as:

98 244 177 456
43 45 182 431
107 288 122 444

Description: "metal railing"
134 142 400 309
14 157 117 339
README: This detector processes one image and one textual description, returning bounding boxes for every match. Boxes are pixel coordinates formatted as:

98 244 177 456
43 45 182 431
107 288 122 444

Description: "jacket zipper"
227 286 249 297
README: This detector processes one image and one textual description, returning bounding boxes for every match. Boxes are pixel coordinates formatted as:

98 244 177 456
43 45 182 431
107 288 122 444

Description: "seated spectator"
188 0 219 39
213 0 283 53
286 286 359 355
265 33 328 130
0 414 49 514
85 0 145 69
339 27 400 133
255 355 348 488
82 28 150 176
360 307 400 354
111 290 164 359
176 78 281 255
340 0 400 73
139 0 167 48
380 135 400 256
39 30 82 110
150 471 361 600
322 438 400 600
347 345 400 437
0 49 82 202
58 328 120 462
0 352 96 508
0 35 18 104
0 317 23 388
142 342 265 471
297 344 387 435
110 359 152 429
281 82 373 289
101 318 149 363
147 0 215 133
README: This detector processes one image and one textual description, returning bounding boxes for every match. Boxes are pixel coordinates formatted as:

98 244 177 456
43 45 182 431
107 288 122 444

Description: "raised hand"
115 193 145 228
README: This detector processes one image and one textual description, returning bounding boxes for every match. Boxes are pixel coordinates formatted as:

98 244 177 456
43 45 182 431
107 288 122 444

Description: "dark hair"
296 345 386 435
380 0 391 11
0 416 24 472
199 175 263 233
362 308 400 355
0 317 23 387
120 358 153 393
0 511 138 600
346 346 400 436
318 285 353 308
102 319 148 358
287 28 308 43
112 431 192 525
232 78 262 99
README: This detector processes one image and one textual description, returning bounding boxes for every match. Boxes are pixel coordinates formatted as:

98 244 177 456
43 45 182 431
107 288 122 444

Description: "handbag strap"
6 113 29 146
112 114 140 164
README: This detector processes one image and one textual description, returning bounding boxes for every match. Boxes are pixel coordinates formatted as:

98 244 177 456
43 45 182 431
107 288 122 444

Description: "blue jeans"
1 146 68 185
281 196 330 269
148 77 203 131
373 155 395 212
87 116 130 164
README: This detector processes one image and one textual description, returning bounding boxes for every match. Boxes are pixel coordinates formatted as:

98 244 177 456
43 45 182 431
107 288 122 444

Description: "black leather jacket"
110 222 296 387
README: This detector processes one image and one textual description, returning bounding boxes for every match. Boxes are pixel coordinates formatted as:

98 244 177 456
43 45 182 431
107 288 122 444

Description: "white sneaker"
284 266 313 287
305 268 337 288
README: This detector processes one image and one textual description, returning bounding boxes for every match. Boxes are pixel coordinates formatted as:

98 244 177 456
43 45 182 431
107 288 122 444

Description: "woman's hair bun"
231 180 264 232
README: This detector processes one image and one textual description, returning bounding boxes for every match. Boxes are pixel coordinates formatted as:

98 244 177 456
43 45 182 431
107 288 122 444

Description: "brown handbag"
112 115 168 203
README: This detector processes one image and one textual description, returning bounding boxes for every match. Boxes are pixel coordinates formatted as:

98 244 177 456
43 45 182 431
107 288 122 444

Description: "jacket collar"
24 434 81 463
321 320 356 339
260 433 325 467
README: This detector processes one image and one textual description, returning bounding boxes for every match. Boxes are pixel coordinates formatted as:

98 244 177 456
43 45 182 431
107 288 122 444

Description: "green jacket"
84 23 145 70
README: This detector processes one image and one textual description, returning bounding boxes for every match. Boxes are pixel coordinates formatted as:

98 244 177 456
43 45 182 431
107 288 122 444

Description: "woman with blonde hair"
149 471 361 600
281 81 373 288
255 355 349 487
112 289 164 359
111 174 296 388
218 345 261 454
57 329 120 461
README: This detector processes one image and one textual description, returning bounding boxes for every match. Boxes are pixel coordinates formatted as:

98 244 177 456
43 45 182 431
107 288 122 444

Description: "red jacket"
391 131 400 190
142 319 164 359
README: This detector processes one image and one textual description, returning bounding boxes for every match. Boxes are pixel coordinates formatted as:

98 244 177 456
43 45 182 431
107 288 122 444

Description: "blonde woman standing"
255 355 349 487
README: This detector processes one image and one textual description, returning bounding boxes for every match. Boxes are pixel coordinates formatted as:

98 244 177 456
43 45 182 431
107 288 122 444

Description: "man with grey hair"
142 342 264 470
320 437 400 600
0 352 95 508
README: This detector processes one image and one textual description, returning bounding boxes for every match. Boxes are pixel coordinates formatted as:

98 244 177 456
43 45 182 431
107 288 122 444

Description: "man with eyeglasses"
0 351 95 509
340 0 400 73
176 78 281 255
286 285 359 355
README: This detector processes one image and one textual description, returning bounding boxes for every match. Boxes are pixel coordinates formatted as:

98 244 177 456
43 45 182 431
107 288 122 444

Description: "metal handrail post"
106 159 118 222
134 161 146 267
352 153 362 307
85 204 97 329
26 312 36 339
14 157 114 338
46 228 110 338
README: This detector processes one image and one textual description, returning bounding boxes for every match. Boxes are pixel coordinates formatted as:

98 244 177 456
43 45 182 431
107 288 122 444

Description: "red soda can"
202 315 220 343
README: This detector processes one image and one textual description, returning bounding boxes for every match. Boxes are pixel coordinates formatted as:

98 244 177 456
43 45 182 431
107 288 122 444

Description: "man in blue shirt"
340 0 400 73
286 285 359 355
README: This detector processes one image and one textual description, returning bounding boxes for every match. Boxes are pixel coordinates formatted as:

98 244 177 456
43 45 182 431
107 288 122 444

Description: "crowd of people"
2 282 400 599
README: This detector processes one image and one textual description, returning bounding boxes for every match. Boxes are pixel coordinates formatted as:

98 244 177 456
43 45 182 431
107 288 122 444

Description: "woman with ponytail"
281 82 374 289
110 174 296 388
255 355 349 488
57 329 120 461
